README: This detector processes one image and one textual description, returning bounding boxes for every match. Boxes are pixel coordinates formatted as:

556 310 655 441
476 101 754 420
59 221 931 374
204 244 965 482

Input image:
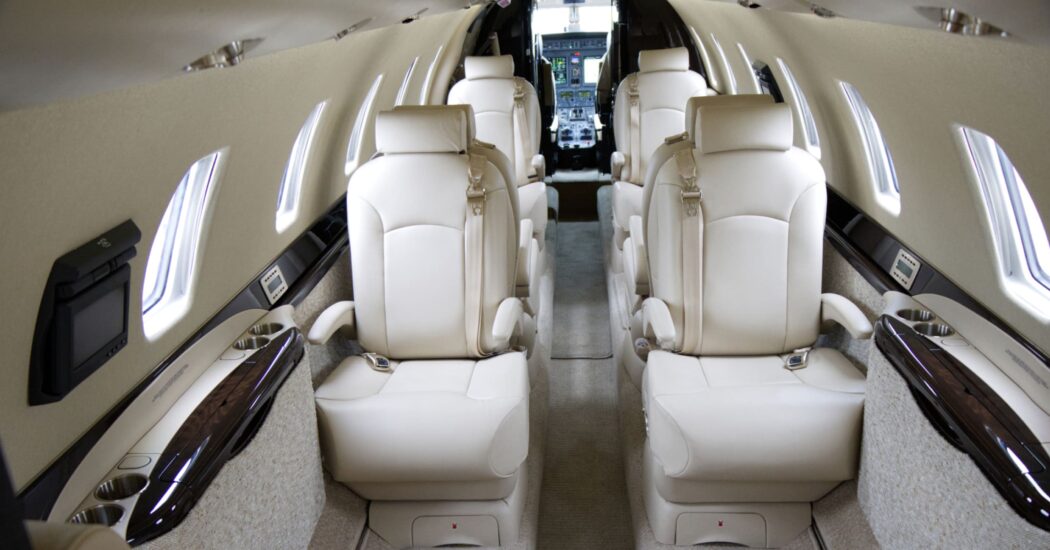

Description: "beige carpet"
537 220 633 549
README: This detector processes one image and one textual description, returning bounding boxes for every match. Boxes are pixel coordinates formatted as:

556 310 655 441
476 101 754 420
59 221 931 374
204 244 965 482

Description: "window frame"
839 80 901 215
958 125 1050 313
419 45 445 105
689 26 720 93
142 149 228 339
345 74 384 176
395 57 420 106
776 58 821 159
735 43 761 93
276 101 327 233
709 33 737 94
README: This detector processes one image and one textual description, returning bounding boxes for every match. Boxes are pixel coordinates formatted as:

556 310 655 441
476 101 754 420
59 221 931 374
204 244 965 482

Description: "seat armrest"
492 297 526 350
549 116 559 143
307 301 356 345
641 298 676 351
611 151 626 181
530 154 546 182
593 113 605 141
821 293 873 340
516 219 534 298
624 215 649 296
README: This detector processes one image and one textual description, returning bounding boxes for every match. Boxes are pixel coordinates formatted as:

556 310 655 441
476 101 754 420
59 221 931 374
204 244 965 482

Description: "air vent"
916 7 1009 37
184 39 263 72
808 3 836 18
335 18 374 40
402 8 428 24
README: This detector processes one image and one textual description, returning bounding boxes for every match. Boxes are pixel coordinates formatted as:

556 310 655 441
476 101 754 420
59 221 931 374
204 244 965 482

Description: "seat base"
369 465 528 548
643 349 864 489
644 447 811 548
315 353 530 500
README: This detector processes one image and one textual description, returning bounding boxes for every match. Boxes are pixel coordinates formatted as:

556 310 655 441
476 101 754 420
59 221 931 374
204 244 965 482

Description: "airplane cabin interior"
1 0 1049 549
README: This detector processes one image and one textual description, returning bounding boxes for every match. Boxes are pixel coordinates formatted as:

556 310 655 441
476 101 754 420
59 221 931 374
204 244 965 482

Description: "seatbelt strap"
627 74 641 184
675 145 703 354
512 78 531 187
465 146 488 357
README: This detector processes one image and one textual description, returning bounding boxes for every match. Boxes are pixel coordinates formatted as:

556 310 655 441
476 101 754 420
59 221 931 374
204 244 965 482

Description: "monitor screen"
551 57 567 85
559 91 574 101
72 285 125 367
583 57 602 84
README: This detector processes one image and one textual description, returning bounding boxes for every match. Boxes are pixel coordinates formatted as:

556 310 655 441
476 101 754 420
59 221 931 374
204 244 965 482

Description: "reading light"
184 39 263 72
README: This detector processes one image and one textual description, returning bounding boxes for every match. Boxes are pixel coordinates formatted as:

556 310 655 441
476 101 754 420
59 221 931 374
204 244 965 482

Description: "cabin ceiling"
1 0 1048 111
699 0 1049 46
0 0 478 110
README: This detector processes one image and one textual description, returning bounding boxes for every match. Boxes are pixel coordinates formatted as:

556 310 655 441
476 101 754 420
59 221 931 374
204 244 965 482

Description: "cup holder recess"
234 336 270 350
897 309 935 322
249 322 284 336
70 504 124 526
95 473 148 501
913 322 956 338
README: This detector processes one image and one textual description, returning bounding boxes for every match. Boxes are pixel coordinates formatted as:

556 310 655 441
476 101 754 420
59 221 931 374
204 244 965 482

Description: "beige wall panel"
0 7 480 491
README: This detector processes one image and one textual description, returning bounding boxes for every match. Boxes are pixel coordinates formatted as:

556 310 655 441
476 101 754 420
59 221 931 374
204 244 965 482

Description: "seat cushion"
612 180 643 245
518 181 548 246
315 352 529 500
642 349 864 503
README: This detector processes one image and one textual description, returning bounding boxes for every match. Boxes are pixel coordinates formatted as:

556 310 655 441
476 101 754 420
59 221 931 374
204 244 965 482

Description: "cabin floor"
307 184 879 549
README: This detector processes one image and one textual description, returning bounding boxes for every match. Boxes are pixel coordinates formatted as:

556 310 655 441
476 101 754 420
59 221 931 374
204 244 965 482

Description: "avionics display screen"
578 90 592 100
583 57 602 84
559 91 574 102
551 57 567 84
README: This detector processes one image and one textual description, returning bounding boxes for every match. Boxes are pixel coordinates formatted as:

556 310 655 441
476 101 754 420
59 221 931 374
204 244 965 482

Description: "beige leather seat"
449 55 548 248
610 47 711 264
310 106 533 548
626 99 872 547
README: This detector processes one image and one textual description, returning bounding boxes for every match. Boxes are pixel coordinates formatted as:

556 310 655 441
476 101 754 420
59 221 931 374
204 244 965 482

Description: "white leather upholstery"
635 100 867 542
464 55 515 80
646 102 826 356
643 350 864 503
684 94 774 143
348 106 520 358
449 56 547 247
638 48 691 72
315 105 530 509
375 105 475 154
611 47 710 248
316 354 529 500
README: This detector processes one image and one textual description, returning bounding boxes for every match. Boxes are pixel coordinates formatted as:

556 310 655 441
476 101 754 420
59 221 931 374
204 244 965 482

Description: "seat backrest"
539 57 555 109
613 47 710 183
347 105 520 359
448 55 541 187
645 100 826 356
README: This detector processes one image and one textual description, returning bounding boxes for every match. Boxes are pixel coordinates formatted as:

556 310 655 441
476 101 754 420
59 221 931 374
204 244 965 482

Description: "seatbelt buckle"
664 132 689 145
466 187 486 215
362 352 393 373
681 188 702 216
784 347 811 371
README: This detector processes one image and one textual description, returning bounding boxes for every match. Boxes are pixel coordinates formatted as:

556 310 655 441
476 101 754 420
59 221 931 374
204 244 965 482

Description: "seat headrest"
464 55 515 80
698 101 794 154
375 105 476 155
638 47 690 73
686 94 775 142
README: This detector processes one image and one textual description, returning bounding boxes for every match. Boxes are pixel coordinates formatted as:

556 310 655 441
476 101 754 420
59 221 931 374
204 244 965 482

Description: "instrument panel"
541 32 607 149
